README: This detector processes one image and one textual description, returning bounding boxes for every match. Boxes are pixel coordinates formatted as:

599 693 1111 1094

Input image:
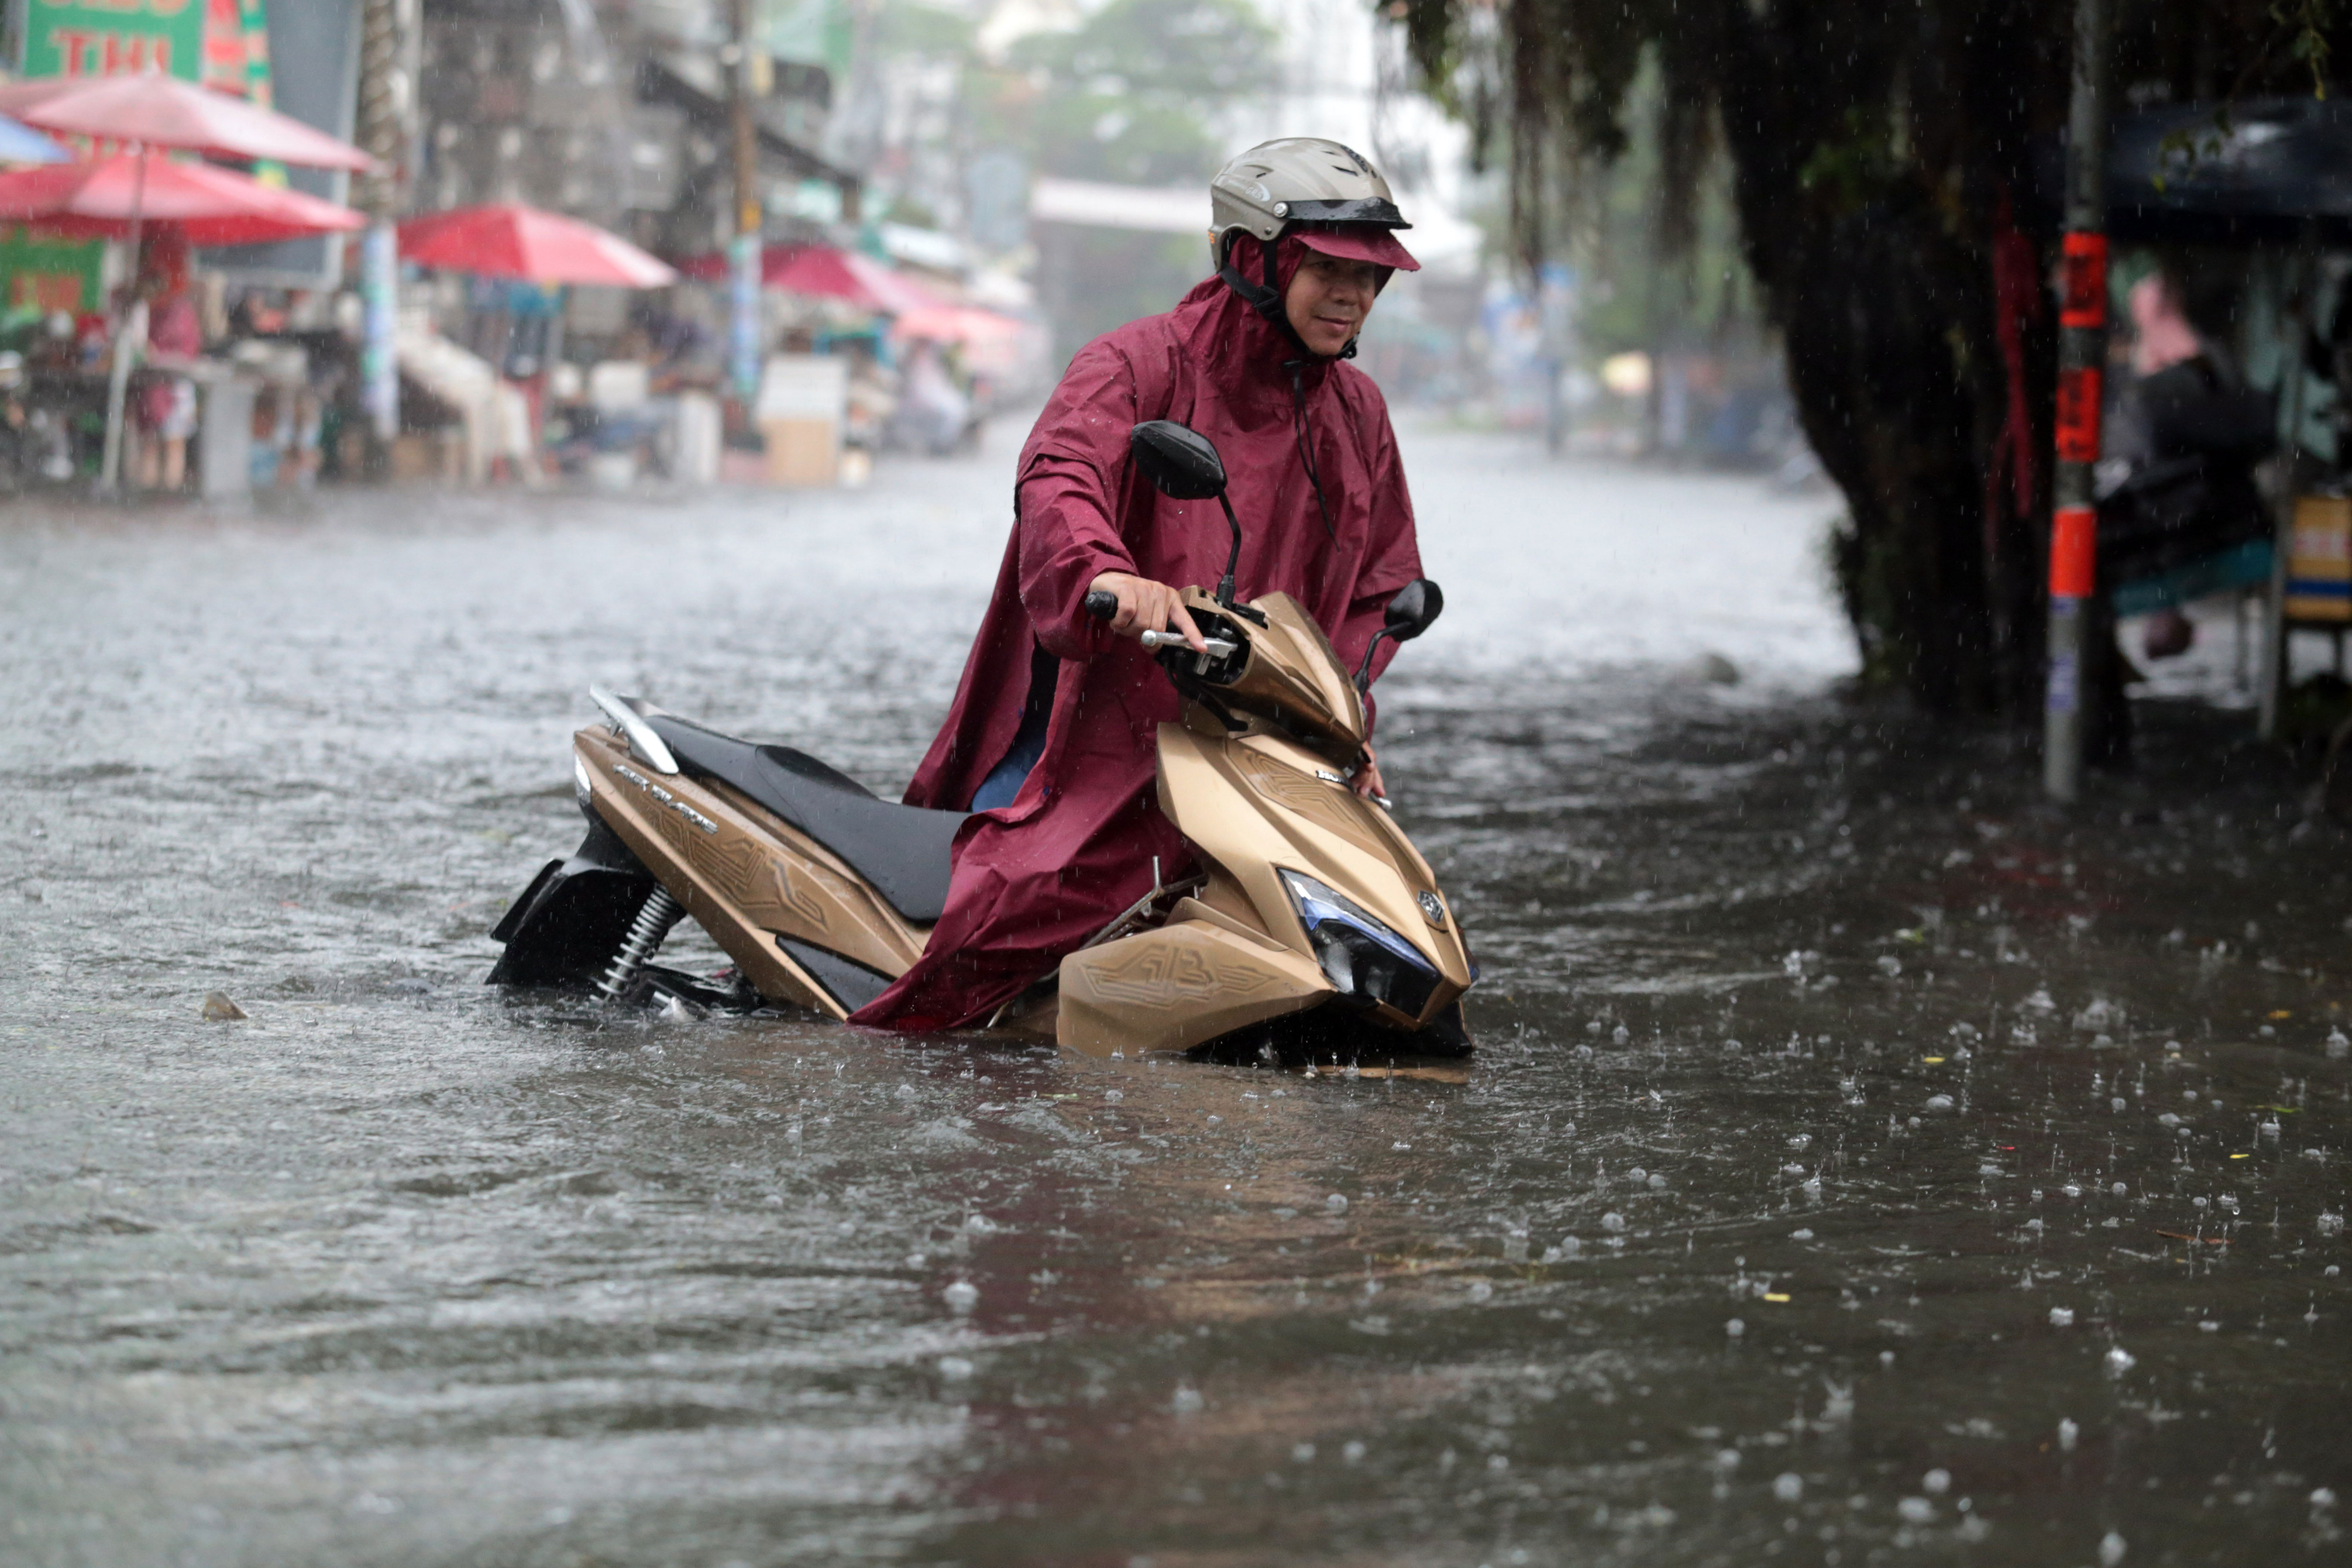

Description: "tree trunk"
1703 0 2063 718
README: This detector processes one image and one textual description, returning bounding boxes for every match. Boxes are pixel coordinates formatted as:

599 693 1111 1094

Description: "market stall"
0 152 361 496
397 202 688 486
0 71 371 494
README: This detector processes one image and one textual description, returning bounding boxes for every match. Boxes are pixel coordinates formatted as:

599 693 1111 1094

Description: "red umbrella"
0 154 363 245
0 72 374 171
681 243 943 314
398 203 677 288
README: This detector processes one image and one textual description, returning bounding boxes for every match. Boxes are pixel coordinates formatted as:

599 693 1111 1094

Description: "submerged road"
2 419 2346 1566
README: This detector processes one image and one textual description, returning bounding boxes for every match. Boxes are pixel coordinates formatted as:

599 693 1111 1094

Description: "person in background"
133 230 203 493
895 337 969 454
2100 268 2277 664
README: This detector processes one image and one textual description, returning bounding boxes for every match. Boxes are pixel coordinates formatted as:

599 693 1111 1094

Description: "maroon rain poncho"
848 235 1424 1030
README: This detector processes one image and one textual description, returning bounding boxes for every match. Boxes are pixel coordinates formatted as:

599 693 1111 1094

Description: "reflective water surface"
3 424 2346 1566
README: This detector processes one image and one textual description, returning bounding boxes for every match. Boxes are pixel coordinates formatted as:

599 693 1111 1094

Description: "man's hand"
1089 571 1206 651
1351 744 1387 801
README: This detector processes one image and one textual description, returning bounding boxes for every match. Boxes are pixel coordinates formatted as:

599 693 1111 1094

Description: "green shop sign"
20 0 207 81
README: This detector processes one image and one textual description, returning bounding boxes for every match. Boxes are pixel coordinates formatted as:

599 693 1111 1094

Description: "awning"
2037 96 2352 246
677 243 943 314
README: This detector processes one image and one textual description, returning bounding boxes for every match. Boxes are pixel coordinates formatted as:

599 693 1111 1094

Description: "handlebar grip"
1082 588 1118 620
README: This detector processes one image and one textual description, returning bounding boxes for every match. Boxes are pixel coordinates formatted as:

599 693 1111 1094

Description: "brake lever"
1140 630 1238 658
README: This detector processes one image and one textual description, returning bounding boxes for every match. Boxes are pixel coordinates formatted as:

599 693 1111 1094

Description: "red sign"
2060 232 2108 331
2050 504 2096 597
2055 366 2103 463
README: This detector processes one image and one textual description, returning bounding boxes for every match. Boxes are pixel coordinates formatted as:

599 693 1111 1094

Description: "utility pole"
355 0 410 473
727 0 763 411
2044 0 2109 804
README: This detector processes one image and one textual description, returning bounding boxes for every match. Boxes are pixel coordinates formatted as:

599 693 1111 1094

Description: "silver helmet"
1209 137 1412 270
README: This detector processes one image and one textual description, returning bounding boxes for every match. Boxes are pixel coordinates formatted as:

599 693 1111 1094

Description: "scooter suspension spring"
594 884 685 1002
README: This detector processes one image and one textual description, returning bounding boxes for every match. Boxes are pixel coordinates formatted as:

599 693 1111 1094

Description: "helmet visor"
1292 223 1420 273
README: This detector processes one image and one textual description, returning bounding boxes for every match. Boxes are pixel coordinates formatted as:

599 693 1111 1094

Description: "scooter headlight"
1280 869 1439 1019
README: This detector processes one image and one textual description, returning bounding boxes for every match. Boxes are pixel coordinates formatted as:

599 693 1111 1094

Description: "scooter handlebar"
1084 587 1236 658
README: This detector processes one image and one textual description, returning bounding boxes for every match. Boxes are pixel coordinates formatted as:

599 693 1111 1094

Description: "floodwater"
3 419 2346 1568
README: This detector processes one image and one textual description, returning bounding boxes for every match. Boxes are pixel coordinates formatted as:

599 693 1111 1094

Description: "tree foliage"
1400 0 2352 715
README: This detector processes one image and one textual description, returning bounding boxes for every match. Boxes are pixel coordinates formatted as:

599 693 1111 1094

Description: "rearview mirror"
1130 420 1228 500
1382 579 1444 643
1354 579 1445 693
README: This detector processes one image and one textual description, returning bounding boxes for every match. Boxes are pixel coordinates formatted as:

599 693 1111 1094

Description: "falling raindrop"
2100 1531 2128 1566
2058 1418 2079 1452
1773 1473 1804 1503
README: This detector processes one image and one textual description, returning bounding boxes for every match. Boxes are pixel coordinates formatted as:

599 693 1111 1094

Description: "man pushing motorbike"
848 138 1427 1032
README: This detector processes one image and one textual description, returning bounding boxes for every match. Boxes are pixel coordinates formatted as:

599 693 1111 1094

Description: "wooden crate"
760 417 839 487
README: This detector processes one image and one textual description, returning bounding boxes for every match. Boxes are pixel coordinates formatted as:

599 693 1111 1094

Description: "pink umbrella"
0 154 363 246
889 304 1025 346
775 246 943 315
0 72 374 171
399 203 677 288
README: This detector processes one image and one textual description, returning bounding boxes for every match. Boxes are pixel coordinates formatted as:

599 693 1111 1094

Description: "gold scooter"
488 420 1473 1057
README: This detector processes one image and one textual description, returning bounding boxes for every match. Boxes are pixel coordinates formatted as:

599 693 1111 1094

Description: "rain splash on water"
1 421 2345 1564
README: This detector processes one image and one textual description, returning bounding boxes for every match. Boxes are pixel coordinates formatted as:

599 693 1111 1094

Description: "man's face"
1284 250 1380 358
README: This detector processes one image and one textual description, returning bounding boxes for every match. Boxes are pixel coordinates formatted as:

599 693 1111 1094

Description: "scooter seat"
643 713 967 925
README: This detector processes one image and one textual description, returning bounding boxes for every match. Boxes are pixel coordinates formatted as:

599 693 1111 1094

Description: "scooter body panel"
1206 590 1369 758
573 727 927 1015
1054 716 1470 1056
1058 915 1331 1055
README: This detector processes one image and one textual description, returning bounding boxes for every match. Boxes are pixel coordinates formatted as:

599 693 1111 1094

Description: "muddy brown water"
2 430 2346 1566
